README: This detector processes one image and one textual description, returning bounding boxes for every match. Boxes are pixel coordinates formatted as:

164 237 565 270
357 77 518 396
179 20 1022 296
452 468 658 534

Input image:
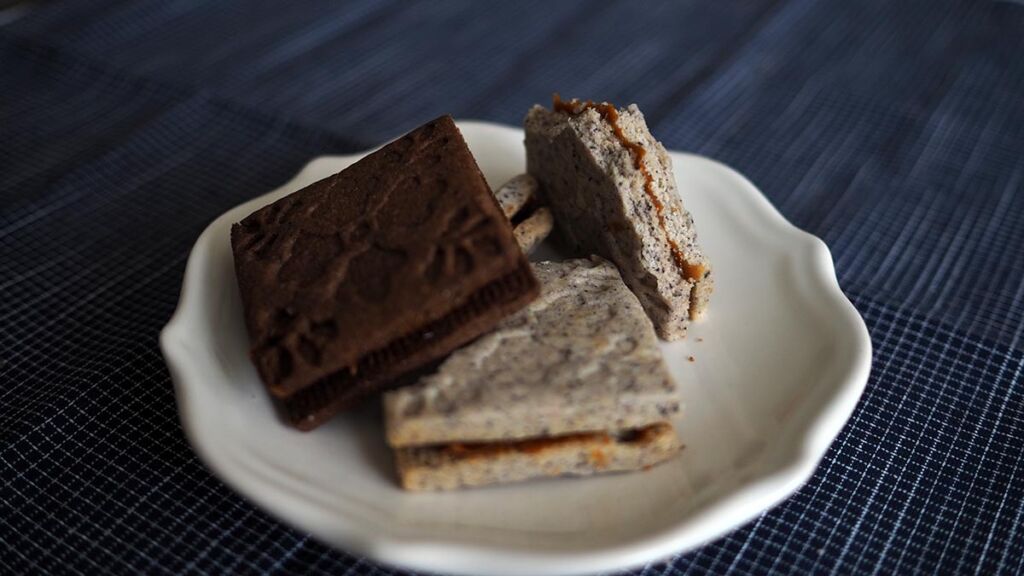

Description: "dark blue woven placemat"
2 1 1023 574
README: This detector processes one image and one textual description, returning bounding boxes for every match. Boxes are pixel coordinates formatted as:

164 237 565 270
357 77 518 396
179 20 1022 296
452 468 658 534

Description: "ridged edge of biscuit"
279 259 539 430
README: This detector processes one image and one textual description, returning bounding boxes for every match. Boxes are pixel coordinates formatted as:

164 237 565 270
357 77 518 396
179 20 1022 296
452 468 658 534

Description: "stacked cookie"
385 259 682 490
232 116 539 429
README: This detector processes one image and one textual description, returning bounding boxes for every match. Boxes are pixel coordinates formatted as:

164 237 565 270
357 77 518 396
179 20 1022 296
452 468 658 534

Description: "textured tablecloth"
2 1 1023 574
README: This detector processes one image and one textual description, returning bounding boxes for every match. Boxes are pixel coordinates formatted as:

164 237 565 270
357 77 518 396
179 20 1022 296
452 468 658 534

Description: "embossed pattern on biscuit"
231 116 531 403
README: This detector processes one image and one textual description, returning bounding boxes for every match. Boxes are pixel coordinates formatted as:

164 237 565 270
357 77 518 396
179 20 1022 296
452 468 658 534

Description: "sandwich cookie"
232 116 540 430
384 258 682 490
525 96 713 339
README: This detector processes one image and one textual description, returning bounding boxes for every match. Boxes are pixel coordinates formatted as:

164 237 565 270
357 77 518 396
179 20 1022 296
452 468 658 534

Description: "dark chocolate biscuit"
231 115 539 430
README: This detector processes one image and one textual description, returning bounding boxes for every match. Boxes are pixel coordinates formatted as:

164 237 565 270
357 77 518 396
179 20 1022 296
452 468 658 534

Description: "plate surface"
161 121 870 576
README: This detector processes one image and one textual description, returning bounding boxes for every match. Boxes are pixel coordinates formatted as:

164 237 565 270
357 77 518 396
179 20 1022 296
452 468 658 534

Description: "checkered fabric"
2 0 1023 574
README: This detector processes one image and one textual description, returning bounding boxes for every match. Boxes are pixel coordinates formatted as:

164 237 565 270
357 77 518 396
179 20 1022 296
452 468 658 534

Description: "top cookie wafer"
384 258 680 447
231 115 539 429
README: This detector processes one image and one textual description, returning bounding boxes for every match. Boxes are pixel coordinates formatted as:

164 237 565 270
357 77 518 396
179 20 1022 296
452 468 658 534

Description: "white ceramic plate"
161 121 870 576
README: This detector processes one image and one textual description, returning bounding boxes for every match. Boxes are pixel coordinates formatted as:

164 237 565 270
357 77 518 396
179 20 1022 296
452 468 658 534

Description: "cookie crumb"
687 356 695 362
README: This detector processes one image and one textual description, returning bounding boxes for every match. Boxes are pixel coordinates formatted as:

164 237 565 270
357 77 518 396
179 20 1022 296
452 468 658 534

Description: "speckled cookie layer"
395 422 680 491
524 103 713 339
384 258 681 446
512 206 554 255
231 115 539 430
493 173 538 219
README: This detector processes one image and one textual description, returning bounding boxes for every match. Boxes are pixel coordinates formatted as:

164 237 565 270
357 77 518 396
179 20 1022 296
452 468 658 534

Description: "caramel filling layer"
426 423 671 461
552 95 705 283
